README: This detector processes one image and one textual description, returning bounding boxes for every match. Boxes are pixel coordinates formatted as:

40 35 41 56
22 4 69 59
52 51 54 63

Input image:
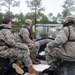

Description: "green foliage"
40 33 48 39
26 0 44 12
47 0 75 23
0 12 3 24
0 0 20 17
48 13 58 23
56 13 62 23
38 13 49 24
1 0 20 8
48 0 75 23
26 0 45 24
62 0 75 20
25 12 36 25
0 0 75 28
31 31 36 39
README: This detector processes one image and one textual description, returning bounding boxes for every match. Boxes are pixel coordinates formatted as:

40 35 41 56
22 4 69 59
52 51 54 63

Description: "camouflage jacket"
19 26 35 45
0 24 28 50
48 25 75 61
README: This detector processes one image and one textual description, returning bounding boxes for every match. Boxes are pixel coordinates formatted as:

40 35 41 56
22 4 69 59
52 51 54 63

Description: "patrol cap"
65 16 75 23
25 19 32 25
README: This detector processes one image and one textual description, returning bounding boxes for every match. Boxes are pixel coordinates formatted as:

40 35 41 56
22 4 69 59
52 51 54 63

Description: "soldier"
0 17 39 75
19 19 40 64
45 16 75 70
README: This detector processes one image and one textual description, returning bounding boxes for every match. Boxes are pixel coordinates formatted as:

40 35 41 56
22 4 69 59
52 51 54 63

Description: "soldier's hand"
33 39 36 42
46 44 49 48
27 48 30 55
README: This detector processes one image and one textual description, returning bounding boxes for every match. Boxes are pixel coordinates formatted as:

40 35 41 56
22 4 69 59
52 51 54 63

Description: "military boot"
28 65 39 75
32 58 41 64
12 63 24 74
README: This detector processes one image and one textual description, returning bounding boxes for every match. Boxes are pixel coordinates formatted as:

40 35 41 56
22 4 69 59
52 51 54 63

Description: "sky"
1 0 66 16
42 0 65 16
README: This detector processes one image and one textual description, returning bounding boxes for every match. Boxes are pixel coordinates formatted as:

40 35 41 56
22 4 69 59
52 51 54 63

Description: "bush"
40 33 48 38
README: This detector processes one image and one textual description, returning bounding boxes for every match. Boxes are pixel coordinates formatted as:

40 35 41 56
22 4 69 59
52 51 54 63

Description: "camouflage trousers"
28 42 40 60
0 48 32 66
45 47 59 65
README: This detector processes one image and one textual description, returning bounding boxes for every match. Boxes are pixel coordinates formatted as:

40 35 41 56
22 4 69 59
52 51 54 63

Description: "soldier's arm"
2 29 28 50
48 27 68 48
22 28 35 44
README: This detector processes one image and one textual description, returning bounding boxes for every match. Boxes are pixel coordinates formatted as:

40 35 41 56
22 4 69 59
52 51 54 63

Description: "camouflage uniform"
19 26 40 60
0 24 32 67
45 47 58 65
45 25 75 65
